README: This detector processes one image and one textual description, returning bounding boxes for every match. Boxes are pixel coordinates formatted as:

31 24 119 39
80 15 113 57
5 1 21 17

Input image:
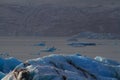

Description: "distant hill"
69 32 120 40
0 0 120 36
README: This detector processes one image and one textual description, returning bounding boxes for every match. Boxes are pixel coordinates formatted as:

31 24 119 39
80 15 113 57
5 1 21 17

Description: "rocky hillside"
0 0 120 36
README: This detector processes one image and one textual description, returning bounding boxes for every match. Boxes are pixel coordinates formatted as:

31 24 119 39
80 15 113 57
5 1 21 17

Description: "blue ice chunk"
4 57 22 73
34 42 46 46
68 42 96 47
0 72 5 80
66 55 116 78
95 56 120 66
0 57 22 73
41 47 56 52
0 58 4 72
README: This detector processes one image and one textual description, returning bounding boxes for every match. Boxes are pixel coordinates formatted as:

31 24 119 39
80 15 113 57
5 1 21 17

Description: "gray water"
0 37 120 61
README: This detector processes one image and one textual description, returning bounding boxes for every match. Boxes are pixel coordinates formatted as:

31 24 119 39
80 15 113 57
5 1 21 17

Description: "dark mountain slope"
0 0 120 36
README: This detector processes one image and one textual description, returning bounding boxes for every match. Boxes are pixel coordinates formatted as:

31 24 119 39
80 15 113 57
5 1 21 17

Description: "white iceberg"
1 54 120 80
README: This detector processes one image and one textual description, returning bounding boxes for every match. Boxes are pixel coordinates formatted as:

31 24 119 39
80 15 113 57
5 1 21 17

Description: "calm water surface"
0 37 120 61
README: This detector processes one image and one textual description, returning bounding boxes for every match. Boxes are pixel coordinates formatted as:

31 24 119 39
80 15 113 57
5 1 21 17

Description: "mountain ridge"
0 1 120 36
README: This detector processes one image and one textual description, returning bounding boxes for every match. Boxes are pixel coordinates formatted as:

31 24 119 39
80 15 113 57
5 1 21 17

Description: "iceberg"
95 56 120 66
41 47 57 52
68 42 96 47
34 42 46 46
0 72 5 80
0 57 22 74
2 54 120 80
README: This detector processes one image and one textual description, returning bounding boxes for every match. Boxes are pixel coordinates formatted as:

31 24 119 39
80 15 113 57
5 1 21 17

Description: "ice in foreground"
0 57 21 79
2 54 120 80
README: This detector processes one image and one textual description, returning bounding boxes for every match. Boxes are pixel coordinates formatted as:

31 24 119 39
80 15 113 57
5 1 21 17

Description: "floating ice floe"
67 38 78 42
34 42 46 46
32 47 57 56
68 42 96 47
41 47 57 52
2 54 120 80
0 52 10 58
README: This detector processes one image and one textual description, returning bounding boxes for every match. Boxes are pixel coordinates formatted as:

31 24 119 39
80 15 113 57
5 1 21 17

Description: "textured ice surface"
1 54 120 80
0 72 5 80
95 56 120 66
0 57 21 73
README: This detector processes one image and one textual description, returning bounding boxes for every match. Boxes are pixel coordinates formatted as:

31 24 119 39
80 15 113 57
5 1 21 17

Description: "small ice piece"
0 72 5 79
68 42 96 47
41 47 56 52
34 41 46 46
